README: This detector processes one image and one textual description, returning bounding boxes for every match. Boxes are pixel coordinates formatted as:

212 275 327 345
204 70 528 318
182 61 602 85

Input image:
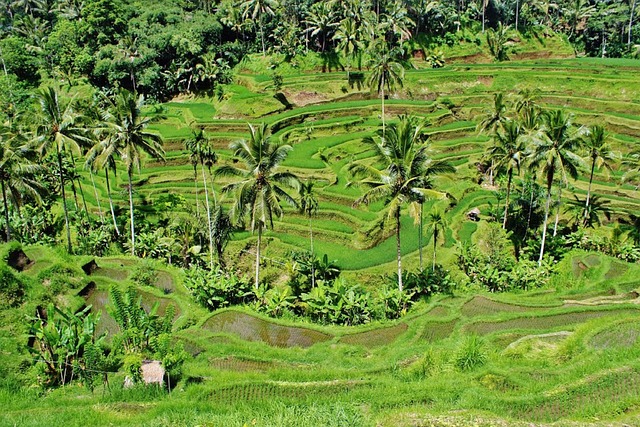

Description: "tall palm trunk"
381 75 386 138
70 153 89 216
502 167 513 229
432 228 438 272
89 168 103 220
309 215 315 288
538 183 553 266
57 150 72 253
260 17 266 56
127 169 135 256
630 0 637 47
201 161 214 270
553 186 562 237
255 226 262 289
585 158 596 213
419 203 423 271
105 168 120 235
1 178 11 241
395 208 403 292
193 166 200 218
515 0 520 31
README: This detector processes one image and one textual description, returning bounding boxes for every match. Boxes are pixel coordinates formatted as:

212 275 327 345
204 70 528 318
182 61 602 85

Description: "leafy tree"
35 87 91 253
240 0 279 55
185 127 217 269
29 304 105 387
298 179 319 287
486 22 512 61
528 109 585 264
0 124 42 241
426 209 447 271
104 89 165 256
367 39 404 137
485 119 526 229
333 17 363 77
582 125 615 220
215 123 299 289
349 115 448 291
477 92 509 186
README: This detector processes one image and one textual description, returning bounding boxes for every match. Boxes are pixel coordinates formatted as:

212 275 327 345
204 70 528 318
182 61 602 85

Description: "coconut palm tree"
477 92 509 185
35 86 91 253
426 209 447 271
86 135 120 236
333 17 363 77
299 179 319 287
367 39 405 138
240 0 279 56
0 124 43 241
305 2 338 53
215 123 300 289
185 127 218 269
103 89 165 256
582 125 615 217
348 115 449 291
485 119 526 229
528 109 585 264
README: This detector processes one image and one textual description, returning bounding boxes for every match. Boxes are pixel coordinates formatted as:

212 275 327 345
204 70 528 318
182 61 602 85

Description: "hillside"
2 244 640 425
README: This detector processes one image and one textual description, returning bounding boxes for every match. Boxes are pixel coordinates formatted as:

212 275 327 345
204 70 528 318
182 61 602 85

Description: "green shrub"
455 335 488 371
131 261 158 287
0 265 26 307
184 266 252 311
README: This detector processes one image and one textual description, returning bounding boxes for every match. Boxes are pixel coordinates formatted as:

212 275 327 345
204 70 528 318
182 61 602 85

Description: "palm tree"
35 86 90 253
485 119 526 229
477 92 509 186
426 210 447 271
367 39 405 138
240 0 279 56
348 115 449 291
566 194 611 230
333 18 363 77
305 2 338 53
215 123 300 289
104 89 165 256
528 109 585 264
582 125 615 217
0 124 42 241
185 127 218 269
86 135 120 236
299 179 319 287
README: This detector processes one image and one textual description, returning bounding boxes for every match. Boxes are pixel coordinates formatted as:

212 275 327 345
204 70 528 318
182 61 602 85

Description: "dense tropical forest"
2 0 640 425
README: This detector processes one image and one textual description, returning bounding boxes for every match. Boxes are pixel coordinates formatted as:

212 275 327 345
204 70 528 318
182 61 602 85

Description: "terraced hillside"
71 54 640 280
4 246 640 426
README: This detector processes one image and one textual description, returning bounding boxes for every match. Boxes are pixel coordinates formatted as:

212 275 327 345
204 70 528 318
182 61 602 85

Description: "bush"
455 335 488 371
399 266 456 300
0 265 26 307
131 261 158 287
184 266 252 311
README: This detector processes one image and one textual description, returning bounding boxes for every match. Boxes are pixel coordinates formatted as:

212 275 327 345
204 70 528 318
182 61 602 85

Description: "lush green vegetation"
2 0 640 425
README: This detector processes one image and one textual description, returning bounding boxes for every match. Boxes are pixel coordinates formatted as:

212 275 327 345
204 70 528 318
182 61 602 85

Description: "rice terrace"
2 1 640 426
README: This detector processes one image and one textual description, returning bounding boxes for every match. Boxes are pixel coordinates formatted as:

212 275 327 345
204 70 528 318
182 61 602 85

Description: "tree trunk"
255 225 262 289
89 168 103 220
419 203 423 271
105 169 120 235
538 184 552 266
526 180 534 236
260 18 266 56
128 170 135 256
585 157 596 214
201 162 214 270
553 186 561 237
482 0 486 33
630 0 637 47
1 178 11 241
57 150 73 253
381 75 386 138
433 229 438 272
396 208 403 292
515 0 519 31
193 166 200 218
309 215 315 288
502 167 513 229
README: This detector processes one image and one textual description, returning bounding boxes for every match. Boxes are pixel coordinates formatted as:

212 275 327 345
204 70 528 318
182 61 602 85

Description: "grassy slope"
3 246 640 426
